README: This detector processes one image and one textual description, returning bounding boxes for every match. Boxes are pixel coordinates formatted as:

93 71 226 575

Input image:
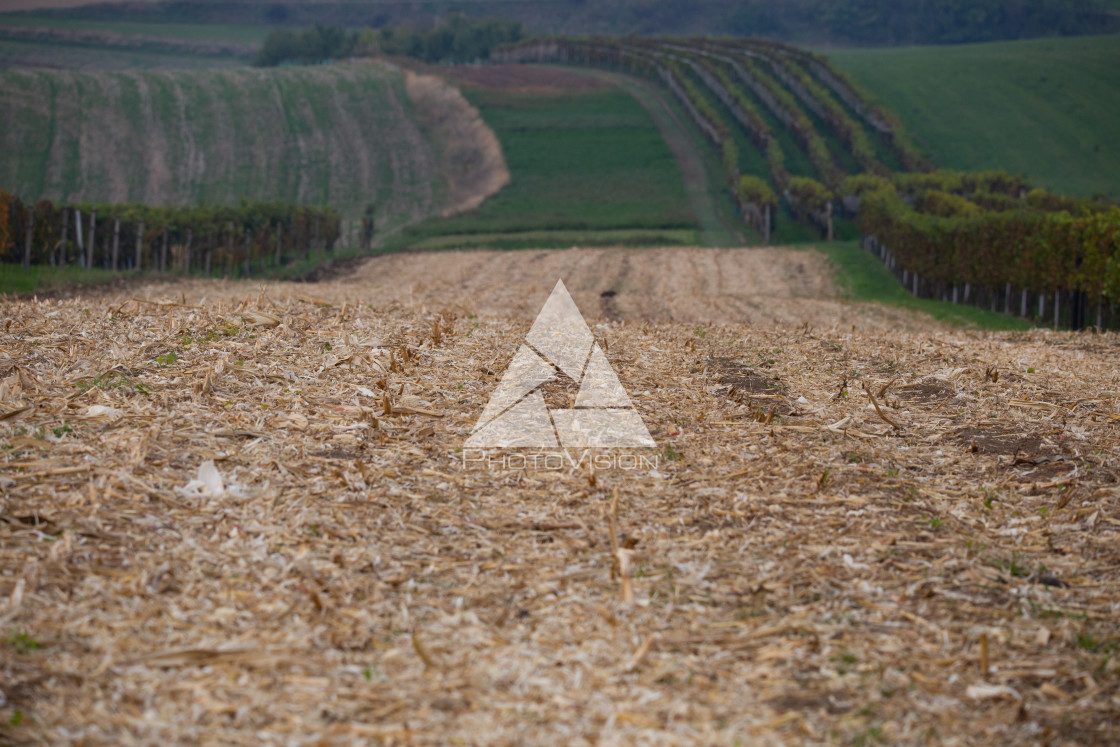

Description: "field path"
593 70 746 247
2 248 1118 744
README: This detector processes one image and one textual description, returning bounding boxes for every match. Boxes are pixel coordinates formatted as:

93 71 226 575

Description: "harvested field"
2 247 1119 744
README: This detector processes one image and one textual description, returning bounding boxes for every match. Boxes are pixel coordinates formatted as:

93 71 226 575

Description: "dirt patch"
897 380 954 405
706 357 784 394
951 426 1045 456
405 71 510 216
443 64 613 94
767 693 853 715
292 254 371 284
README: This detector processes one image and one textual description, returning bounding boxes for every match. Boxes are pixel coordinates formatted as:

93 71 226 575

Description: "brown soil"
2 249 1118 744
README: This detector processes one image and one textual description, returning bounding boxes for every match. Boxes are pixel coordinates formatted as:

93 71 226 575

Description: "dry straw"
1 247 1118 744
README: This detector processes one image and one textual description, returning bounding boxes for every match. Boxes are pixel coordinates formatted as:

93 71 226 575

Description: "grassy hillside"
389 67 702 250
0 16 272 44
0 61 464 228
827 34 1120 199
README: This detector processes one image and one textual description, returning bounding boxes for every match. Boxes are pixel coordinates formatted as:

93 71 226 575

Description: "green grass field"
0 16 271 45
0 39 243 70
827 34 1120 198
389 86 701 250
819 240 1033 330
0 262 121 296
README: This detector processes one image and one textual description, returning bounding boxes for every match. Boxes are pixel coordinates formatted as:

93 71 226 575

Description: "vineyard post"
111 218 120 271
244 229 251 277
59 209 68 268
135 220 144 271
87 209 96 272
184 228 193 275
75 209 84 260
224 222 233 278
22 207 33 273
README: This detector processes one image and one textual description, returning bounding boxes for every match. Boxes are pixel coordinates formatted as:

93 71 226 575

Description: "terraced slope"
0 61 507 228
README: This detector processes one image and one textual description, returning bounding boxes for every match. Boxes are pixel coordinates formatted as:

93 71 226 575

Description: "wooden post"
184 228 193 275
87 209 96 272
244 230 252 277
224 223 233 278
135 219 144 271
75 208 84 262
22 207 33 273
111 218 120 271
160 226 168 273
59 208 68 268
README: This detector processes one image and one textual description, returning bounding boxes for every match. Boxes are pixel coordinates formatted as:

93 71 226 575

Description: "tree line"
47 0 1119 47
255 16 523 67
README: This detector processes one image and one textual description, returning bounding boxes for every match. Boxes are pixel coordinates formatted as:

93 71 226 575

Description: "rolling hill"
0 60 507 228
827 34 1120 199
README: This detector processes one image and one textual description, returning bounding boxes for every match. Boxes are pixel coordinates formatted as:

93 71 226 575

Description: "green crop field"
0 62 455 228
827 34 1120 198
390 83 702 250
0 39 244 70
0 16 272 45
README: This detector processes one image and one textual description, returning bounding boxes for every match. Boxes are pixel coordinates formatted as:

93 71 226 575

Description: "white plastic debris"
966 683 1021 700
83 405 122 419
178 459 225 498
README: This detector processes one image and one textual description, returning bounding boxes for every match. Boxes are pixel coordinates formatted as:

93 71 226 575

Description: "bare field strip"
0 61 506 228
1 247 1118 744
